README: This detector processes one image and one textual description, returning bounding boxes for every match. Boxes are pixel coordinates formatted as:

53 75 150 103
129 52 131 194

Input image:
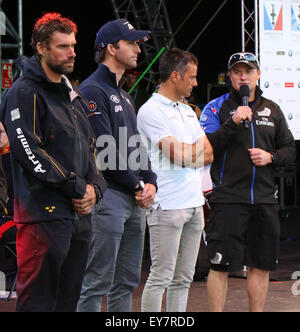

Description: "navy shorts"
205 204 280 272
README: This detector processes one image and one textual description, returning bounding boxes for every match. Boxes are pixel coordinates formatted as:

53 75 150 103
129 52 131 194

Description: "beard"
45 58 75 75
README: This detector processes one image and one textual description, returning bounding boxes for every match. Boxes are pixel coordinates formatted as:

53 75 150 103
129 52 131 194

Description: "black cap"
228 52 260 70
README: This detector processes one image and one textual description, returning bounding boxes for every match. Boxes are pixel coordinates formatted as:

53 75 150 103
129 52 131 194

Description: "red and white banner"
2 62 13 89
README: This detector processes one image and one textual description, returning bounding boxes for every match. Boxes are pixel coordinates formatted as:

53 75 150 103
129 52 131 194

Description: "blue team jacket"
79 63 157 193
200 87 296 205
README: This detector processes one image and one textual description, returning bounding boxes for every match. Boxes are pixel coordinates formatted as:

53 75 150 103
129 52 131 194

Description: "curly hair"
31 12 77 56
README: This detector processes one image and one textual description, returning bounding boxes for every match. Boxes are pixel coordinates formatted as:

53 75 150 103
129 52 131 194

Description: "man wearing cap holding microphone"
200 52 296 312
77 19 157 312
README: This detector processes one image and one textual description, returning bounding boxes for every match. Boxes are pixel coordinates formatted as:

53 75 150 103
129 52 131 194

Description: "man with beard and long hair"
0 12 107 312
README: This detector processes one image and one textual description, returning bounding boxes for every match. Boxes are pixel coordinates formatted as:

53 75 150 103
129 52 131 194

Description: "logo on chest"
110 95 120 103
115 105 123 113
256 117 274 127
256 108 274 127
257 107 271 117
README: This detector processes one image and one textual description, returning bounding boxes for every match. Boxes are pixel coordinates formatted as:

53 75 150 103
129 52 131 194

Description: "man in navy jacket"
0 13 107 312
77 19 157 312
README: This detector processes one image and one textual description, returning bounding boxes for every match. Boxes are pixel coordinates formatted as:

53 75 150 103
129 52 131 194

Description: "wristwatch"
133 180 145 193
93 185 101 204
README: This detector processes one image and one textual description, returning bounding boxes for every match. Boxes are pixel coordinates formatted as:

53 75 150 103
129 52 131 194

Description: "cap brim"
229 60 258 70
124 30 151 42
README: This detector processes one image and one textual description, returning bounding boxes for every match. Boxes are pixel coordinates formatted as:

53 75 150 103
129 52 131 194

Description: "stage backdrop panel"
259 0 300 140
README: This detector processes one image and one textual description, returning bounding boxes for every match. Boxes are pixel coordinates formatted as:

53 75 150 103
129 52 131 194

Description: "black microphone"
239 85 250 129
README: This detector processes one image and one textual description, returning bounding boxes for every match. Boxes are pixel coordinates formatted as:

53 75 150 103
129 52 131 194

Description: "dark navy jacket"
0 56 107 223
79 64 157 193
200 87 296 205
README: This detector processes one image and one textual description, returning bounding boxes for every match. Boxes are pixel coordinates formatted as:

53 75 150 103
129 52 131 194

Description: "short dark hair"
94 41 120 64
159 48 198 82
31 12 77 56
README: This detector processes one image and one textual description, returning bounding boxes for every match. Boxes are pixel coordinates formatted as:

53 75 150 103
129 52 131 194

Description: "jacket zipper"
73 107 83 172
219 100 259 203
219 151 227 185
250 122 256 204
71 103 84 220
249 98 260 204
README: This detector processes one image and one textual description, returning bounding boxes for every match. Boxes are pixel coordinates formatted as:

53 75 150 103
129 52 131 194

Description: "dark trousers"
15 216 91 312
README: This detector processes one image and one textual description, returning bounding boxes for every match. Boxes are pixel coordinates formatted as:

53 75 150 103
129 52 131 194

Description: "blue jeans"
141 206 204 312
77 188 145 312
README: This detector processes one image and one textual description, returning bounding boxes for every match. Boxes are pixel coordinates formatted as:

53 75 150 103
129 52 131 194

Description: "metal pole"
168 0 203 48
0 0 3 102
0 33 2 103
0 6 3 103
254 0 258 58
18 0 23 56
186 0 229 52
241 0 245 51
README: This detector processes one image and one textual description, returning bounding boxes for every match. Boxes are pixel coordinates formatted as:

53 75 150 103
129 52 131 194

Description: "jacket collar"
23 56 80 102
230 85 263 104
23 56 51 84
61 75 79 102
95 63 119 88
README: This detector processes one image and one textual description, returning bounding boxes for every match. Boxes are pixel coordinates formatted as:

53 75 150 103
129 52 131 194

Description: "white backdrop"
259 0 300 140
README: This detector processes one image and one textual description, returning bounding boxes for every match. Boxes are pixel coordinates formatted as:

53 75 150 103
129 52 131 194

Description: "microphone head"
239 85 250 98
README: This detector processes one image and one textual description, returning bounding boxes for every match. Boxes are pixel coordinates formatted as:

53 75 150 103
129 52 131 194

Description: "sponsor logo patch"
257 107 271 117
110 95 120 103
89 100 98 111
16 128 46 174
45 206 56 213
11 108 20 122
115 105 123 113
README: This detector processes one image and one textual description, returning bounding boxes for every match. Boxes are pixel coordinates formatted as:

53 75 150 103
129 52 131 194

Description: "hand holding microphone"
232 85 252 127
239 85 250 129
